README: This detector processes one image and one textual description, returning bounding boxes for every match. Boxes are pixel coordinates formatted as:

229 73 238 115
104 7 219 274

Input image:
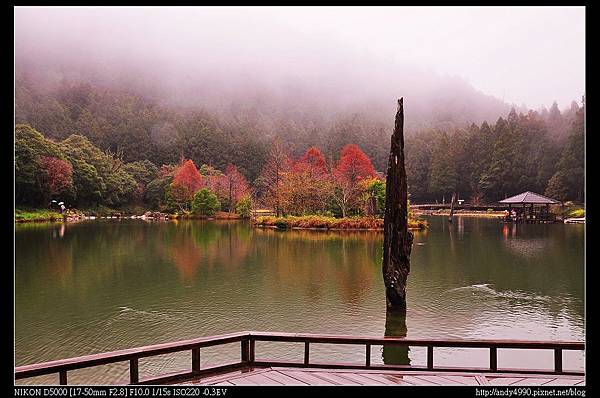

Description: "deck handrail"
15 331 584 385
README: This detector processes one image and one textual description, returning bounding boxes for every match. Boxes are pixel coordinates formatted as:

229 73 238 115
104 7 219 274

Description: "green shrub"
191 188 221 216
235 195 253 218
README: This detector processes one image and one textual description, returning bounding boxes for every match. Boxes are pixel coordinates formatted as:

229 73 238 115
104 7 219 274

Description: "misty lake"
15 217 584 384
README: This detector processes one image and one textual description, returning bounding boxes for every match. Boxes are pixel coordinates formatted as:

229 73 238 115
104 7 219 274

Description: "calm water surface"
15 217 584 383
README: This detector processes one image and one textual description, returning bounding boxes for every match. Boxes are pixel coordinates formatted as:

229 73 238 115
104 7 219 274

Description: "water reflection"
382 311 410 366
156 221 253 280
51 223 66 239
14 217 584 382
253 228 381 305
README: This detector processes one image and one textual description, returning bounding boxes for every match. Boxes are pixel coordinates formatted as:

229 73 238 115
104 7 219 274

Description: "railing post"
192 347 201 374
427 346 434 370
241 339 250 363
129 358 139 384
554 348 563 373
59 370 67 385
249 339 255 364
490 347 498 371
365 344 371 367
304 342 310 366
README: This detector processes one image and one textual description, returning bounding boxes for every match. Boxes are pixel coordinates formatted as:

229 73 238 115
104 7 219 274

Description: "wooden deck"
179 366 585 386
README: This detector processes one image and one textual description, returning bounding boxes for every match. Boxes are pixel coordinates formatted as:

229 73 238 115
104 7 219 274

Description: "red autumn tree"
173 159 204 192
294 147 328 176
170 159 204 207
332 144 377 217
39 156 74 201
223 164 250 213
202 164 250 213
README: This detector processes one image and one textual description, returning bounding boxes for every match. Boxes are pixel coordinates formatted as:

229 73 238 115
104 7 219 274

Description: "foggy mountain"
14 7 525 142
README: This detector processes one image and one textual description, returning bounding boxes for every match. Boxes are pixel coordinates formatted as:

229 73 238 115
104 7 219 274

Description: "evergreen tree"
478 117 514 201
192 188 221 216
428 132 458 201
545 105 584 202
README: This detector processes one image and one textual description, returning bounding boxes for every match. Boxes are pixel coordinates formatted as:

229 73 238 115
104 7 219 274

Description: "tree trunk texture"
370 195 377 216
448 192 456 222
382 98 413 313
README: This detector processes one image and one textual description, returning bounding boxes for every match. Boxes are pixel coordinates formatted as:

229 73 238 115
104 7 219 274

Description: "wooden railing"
15 331 584 385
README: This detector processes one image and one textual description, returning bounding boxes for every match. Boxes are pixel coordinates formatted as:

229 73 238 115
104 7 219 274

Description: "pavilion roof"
499 191 560 204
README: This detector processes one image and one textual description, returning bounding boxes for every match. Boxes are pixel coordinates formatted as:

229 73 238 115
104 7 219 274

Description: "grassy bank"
15 208 64 222
16 206 131 223
253 215 428 230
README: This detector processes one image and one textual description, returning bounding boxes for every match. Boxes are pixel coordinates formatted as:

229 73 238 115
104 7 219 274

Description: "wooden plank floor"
177 367 585 386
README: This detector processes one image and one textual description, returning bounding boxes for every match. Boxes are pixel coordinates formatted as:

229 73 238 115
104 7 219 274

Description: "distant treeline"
406 103 584 203
15 78 584 207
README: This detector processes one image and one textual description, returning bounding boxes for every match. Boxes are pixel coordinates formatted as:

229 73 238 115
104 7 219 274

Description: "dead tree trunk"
382 98 414 313
448 192 456 222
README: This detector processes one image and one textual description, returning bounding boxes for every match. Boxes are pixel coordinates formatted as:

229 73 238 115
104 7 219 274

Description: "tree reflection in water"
382 310 410 366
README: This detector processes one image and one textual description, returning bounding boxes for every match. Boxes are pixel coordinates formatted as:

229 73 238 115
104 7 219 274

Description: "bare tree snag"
448 191 456 222
382 98 413 312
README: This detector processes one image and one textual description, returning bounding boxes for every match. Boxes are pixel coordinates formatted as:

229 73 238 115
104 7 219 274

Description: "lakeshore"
15 208 244 223
15 208 429 231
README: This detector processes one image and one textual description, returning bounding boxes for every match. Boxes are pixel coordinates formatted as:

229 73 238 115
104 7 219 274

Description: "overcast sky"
15 6 585 109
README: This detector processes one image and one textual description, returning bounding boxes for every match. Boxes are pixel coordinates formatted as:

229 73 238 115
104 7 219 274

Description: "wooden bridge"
411 204 507 211
15 331 584 386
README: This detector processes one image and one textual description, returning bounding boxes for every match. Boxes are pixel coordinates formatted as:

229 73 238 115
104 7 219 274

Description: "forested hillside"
15 69 517 179
15 73 584 209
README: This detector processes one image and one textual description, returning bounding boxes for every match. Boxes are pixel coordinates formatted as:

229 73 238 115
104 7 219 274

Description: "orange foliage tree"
280 147 332 215
224 164 250 212
257 138 292 216
168 159 204 211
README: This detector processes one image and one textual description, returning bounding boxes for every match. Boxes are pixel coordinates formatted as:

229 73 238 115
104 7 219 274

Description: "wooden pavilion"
499 191 560 223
